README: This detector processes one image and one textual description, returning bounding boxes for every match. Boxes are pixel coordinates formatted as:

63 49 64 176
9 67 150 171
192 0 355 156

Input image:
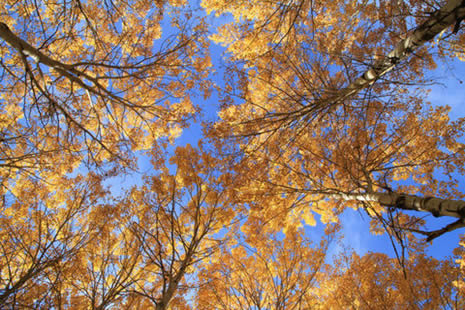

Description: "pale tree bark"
291 0 465 119
335 191 465 218
333 191 465 241
0 22 128 105
0 22 71 68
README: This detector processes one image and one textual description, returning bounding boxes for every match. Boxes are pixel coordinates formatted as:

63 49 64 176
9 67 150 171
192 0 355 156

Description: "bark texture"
335 191 465 218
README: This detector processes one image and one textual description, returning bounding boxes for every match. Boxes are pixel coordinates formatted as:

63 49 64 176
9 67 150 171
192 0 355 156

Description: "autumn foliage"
2 0 465 308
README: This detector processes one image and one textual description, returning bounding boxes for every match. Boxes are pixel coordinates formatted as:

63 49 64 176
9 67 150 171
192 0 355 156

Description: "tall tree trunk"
334 191 465 218
297 0 465 117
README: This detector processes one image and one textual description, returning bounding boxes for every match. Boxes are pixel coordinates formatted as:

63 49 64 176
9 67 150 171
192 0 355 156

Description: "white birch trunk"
299 0 465 115
0 22 72 70
0 22 124 107
333 191 465 218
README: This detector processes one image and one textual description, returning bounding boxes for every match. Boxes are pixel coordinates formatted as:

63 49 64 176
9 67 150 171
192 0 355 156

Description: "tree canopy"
1 0 465 308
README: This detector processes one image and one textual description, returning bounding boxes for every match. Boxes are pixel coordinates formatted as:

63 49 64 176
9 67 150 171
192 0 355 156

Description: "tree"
196 227 332 309
206 0 465 241
317 247 464 309
205 0 465 123
118 143 236 309
0 0 211 174
0 172 106 307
